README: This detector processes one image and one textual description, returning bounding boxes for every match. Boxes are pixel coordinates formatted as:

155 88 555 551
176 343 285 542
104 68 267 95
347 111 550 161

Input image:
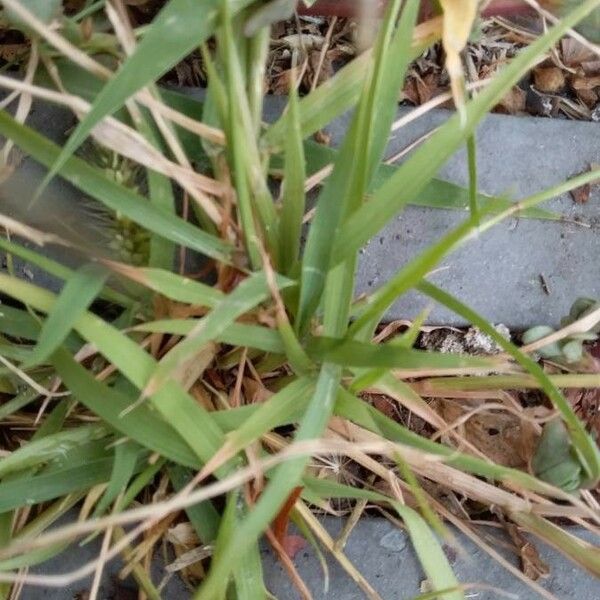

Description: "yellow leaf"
439 0 479 125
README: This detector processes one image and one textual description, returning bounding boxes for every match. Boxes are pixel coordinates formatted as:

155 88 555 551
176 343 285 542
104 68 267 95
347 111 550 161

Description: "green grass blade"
270 140 560 220
212 377 315 468
333 0 600 262
26 263 109 367
307 337 497 370
42 0 252 189
197 363 341 598
0 441 134 513
51 349 198 467
303 478 462 599
262 24 439 151
134 109 177 271
297 0 419 332
135 319 284 354
115 266 224 308
466 134 479 224
334 388 550 493
278 80 305 272
0 237 132 306
0 424 107 479
0 272 227 464
168 465 221 543
391 503 463 600
0 111 231 263
511 512 600 577
417 280 600 487
93 439 141 517
147 272 294 394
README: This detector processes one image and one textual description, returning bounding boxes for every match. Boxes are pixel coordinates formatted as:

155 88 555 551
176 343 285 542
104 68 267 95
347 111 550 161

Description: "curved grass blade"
392 503 463 600
199 377 315 477
26 263 109 367
51 349 198 468
303 479 462 600
511 512 600 577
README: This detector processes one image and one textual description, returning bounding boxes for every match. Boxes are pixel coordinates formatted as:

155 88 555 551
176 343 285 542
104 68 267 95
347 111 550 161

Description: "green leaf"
5 0 62 27
392 503 463 600
43 0 253 191
94 440 141 516
0 236 132 306
26 263 109 367
197 363 341 598
135 319 284 354
51 349 198 468
168 465 221 543
303 478 462 599
118 266 224 308
0 424 108 479
296 0 419 332
278 79 305 273
272 140 559 219
262 24 439 150
212 377 315 469
307 337 497 370
334 387 550 493
0 440 138 513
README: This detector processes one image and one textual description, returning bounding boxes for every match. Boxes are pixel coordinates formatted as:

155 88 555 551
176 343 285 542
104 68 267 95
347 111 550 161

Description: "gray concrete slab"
336 109 600 328
262 517 600 599
19 514 599 599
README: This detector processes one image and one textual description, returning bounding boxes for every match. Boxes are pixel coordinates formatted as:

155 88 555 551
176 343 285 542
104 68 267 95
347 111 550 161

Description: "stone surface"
19 515 600 599
318 107 600 328
261 517 600 599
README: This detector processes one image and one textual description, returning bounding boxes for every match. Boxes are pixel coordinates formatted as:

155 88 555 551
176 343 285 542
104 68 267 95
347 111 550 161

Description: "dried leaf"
495 86 526 114
533 67 565 93
506 523 550 581
561 38 596 67
439 0 478 125
435 400 526 468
